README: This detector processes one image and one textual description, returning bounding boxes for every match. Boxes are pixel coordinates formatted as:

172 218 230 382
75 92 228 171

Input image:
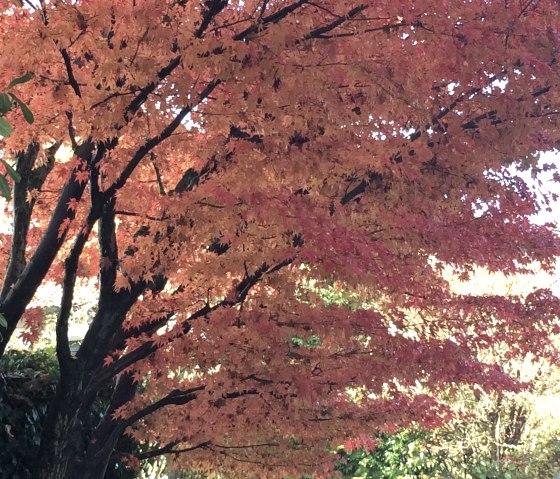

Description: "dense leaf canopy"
1 1 560 477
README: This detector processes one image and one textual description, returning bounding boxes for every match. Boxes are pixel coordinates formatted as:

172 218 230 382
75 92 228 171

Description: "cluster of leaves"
290 334 321 349
336 429 446 479
0 72 34 200
0 73 34 136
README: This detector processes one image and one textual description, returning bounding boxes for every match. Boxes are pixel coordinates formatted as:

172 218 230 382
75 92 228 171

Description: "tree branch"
89 258 293 390
304 4 367 39
136 440 211 460
195 0 228 38
126 388 259 437
233 0 309 40
75 372 139 478
107 79 220 197
98 197 119 310
213 441 279 449
207 442 327 469
56 214 96 375
307 21 407 39
124 56 181 121
86 305 207 393
0 140 100 356
150 153 166 195
78 276 157 373
258 0 269 20
0 143 50 300
122 386 206 429
60 48 82 97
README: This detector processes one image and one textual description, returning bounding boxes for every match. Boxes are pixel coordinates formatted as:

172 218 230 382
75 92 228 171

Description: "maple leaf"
18 330 37 345
57 217 72 239
75 170 89 185
113 273 131 292
66 197 79 212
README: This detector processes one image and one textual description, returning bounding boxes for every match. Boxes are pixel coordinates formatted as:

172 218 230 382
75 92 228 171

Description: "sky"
525 150 560 226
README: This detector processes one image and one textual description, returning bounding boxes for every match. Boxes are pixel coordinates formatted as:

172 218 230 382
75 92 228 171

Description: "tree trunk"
73 374 138 479
33 396 122 479
33 389 87 479
32 369 137 479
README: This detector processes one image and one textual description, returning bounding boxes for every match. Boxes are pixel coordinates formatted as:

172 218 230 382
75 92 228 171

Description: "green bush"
335 429 446 479
0 348 58 479
335 419 560 479
0 348 140 479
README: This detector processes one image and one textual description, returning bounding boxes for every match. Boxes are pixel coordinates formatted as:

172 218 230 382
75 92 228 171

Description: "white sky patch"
516 150 560 227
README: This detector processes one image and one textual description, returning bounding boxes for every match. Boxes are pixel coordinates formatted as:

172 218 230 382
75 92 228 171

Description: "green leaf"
10 94 34 124
1 159 21 183
0 93 13 114
0 174 11 200
0 313 7 329
306 334 321 347
7 72 33 89
290 336 305 347
0 117 12 137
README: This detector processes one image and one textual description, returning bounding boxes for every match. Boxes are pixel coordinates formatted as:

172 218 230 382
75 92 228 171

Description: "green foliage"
0 348 58 479
6 72 33 90
0 72 34 200
310 281 360 310
1 158 22 183
0 117 12 137
0 72 34 134
290 334 321 348
336 429 446 479
0 348 141 479
1 347 59 377
0 93 12 114
335 391 560 479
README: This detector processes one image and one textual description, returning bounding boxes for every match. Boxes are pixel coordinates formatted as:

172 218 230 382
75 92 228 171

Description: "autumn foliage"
1 1 560 477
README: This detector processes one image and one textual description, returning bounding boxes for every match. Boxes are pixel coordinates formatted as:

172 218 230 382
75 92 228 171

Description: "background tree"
1 1 560 478
336 361 560 479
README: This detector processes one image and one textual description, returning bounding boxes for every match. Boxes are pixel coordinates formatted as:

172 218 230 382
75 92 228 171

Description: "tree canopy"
1 1 560 478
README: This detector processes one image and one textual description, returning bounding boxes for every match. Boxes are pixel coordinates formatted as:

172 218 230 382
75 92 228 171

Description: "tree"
1 1 560 478
336 359 560 479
